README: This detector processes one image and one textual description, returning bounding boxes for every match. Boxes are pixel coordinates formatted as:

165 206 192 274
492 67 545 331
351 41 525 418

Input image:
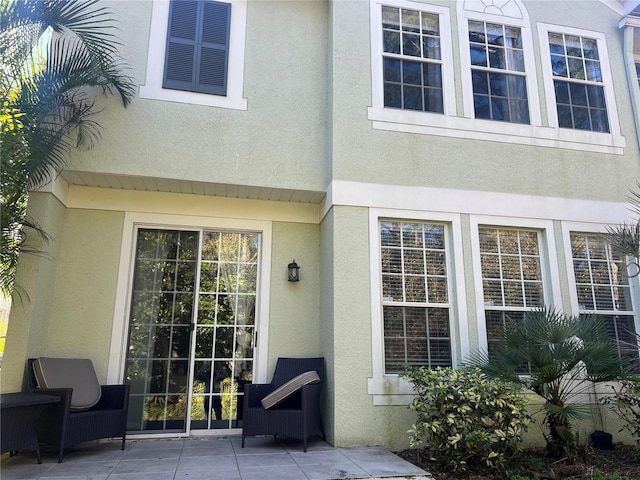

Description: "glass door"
124 228 258 433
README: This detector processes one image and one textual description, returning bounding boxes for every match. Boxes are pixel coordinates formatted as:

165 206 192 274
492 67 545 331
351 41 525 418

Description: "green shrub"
603 377 640 446
402 366 531 473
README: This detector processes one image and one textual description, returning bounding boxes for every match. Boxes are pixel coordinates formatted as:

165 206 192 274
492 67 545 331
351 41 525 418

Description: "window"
468 21 529 124
139 0 247 110
381 6 444 113
380 221 452 373
547 32 609 132
478 227 543 362
569 233 639 365
636 62 640 87
164 0 230 95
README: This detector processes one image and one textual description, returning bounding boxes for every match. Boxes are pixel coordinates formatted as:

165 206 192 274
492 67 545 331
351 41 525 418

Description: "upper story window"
547 32 609 132
636 62 640 87
140 0 247 110
380 220 452 373
468 21 529 124
164 0 230 96
381 6 444 113
538 23 622 146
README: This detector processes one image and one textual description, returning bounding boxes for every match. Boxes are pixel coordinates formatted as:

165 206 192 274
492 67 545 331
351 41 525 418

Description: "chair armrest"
300 383 322 410
243 383 275 408
96 385 130 410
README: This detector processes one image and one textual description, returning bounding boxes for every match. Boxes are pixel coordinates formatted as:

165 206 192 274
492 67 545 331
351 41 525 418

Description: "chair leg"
121 436 126 450
241 435 245 448
58 447 64 463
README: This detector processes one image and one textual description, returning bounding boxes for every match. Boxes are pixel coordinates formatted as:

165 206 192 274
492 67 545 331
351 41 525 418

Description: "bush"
402 366 531 472
603 377 640 447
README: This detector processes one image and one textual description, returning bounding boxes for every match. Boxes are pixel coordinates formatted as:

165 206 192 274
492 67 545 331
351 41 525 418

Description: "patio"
0 436 431 480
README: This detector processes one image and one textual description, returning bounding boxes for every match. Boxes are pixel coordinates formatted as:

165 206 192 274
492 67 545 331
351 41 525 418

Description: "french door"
124 227 259 433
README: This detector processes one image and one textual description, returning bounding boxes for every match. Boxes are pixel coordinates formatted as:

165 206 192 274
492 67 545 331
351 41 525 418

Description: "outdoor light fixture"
287 260 300 282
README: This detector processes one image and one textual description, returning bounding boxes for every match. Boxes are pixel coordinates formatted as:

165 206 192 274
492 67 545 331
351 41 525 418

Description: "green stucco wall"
45 209 125 382
2 202 124 390
268 222 322 374
328 0 640 203
2 193 66 392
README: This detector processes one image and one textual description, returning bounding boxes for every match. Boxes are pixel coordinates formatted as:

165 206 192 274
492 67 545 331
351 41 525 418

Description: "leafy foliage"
603 377 640 447
1 0 134 297
401 366 531 473
468 308 626 458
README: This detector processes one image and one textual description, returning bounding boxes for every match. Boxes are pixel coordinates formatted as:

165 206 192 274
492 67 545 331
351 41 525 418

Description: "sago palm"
1 0 135 297
468 308 626 458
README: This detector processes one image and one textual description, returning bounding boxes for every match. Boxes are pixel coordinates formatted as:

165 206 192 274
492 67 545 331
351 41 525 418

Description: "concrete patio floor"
0 436 431 480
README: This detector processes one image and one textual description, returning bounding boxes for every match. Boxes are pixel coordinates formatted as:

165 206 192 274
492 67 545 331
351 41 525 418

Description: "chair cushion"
33 357 102 411
261 370 320 409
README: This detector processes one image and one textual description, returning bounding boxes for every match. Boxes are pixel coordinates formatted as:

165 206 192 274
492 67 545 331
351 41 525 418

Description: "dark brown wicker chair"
27 358 130 462
242 357 325 452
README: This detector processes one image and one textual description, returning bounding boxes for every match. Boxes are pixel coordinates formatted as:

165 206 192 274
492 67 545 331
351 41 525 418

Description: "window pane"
380 222 451 373
548 32 608 132
421 12 439 36
381 6 443 115
382 6 400 30
402 33 421 57
383 30 401 54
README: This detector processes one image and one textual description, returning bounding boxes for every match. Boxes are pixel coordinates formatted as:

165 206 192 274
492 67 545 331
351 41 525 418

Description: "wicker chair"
242 357 325 452
27 358 130 462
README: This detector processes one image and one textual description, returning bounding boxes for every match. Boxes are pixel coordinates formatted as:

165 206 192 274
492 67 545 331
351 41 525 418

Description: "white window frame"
140 0 248 110
107 212 272 393
561 221 640 348
458 4 542 128
470 216 562 354
368 1 456 120
367 208 467 405
537 23 624 149
368 1 625 154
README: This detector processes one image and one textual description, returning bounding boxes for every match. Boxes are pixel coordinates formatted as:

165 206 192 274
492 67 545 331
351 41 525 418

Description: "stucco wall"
267 222 322 373
63 0 330 194
45 209 125 382
2 193 66 392
329 0 640 202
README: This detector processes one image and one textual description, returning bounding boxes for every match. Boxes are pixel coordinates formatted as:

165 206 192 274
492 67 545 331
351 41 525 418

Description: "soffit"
60 170 327 204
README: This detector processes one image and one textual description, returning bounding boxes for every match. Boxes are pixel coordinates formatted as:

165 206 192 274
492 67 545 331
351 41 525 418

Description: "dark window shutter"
163 0 231 96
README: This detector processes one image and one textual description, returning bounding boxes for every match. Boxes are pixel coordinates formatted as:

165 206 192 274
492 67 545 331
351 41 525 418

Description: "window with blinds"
570 233 639 366
380 221 452 373
479 227 544 364
164 0 231 95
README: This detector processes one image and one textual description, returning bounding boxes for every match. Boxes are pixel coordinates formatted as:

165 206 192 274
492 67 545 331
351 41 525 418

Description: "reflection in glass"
125 228 258 433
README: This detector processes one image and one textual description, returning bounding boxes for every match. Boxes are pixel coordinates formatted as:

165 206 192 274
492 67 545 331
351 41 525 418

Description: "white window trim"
537 23 624 145
367 208 468 405
457 3 543 127
106 212 272 385
469 216 562 354
139 0 248 110
368 1 456 118
368 1 625 154
561 221 640 336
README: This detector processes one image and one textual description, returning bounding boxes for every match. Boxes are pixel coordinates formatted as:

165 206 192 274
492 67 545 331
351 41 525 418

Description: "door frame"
107 212 273 427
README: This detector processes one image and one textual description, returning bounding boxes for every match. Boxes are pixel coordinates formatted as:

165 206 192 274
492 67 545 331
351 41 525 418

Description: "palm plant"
1 0 135 298
605 183 640 277
468 308 626 458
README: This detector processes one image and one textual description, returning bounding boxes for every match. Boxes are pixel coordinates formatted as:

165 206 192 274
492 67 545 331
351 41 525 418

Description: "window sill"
367 107 626 155
139 85 248 110
367 376 416 406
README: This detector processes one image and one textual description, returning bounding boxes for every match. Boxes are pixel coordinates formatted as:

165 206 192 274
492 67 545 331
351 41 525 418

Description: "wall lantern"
287 260 300 282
